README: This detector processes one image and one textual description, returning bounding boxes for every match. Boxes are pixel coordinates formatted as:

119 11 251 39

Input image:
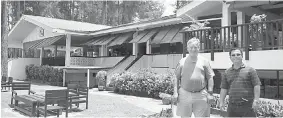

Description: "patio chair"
36 89 69 117
67 84 89 109
11 81 36 105
1 77 14 91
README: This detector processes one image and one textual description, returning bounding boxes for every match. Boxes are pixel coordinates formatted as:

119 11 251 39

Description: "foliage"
110 68 175 98
25 64 63 86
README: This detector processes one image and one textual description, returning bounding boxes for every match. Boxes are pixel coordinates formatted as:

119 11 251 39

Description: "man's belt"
188 86 206 93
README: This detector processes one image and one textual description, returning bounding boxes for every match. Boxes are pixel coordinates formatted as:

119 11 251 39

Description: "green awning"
150 26 172 44
100 36 118 45
108 33 133 47
160 26 180 44
137 29 159 43
129 30 149 43
171 32 183 43
35 35 64 48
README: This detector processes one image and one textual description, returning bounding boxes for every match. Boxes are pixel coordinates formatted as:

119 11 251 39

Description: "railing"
42 57 65 66
182 19 283 60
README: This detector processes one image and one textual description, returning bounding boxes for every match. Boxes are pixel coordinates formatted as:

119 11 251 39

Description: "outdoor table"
14 94 45 117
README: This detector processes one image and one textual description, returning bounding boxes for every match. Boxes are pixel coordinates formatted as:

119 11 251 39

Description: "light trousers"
176 88 210 117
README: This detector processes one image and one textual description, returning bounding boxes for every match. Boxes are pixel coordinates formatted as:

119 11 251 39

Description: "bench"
36 89 69 117
11 82 36 105
14 94 45 117
67 84 89 109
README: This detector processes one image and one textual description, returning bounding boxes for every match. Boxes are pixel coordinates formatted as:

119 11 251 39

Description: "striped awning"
160 26 181 44
24 35 64 49
87 37 105 46
171 32 183 43
90 36 109 46
151 26 172 44
108 32 133 47
129 30 149 43
23 39 41 49
137 29 159 43
100 36 118 45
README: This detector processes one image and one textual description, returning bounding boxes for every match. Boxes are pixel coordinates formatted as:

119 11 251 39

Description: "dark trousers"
227 101 256 117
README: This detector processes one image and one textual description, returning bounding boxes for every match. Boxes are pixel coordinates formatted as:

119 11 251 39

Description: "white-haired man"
173 37 215 117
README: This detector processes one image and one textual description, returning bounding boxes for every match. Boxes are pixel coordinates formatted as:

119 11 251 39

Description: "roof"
23 15 111 32
88 15 183 37
8 15 110 48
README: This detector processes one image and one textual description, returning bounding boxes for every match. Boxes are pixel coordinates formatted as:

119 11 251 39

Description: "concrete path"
1 84 220 117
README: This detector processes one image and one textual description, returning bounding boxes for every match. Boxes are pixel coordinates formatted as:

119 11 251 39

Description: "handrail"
182 19 283 61
125 55 143 71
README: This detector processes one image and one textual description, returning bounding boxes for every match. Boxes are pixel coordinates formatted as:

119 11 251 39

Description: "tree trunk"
1 1 9 77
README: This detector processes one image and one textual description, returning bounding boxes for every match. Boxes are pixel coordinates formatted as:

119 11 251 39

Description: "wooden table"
14 94 45 117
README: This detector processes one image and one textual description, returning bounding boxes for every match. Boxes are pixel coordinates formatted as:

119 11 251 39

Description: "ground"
1 83 220 117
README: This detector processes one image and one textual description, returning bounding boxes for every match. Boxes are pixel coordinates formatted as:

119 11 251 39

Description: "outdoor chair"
36 89 69 117
67 84 89 110
11 81 36 105
1 77 13 91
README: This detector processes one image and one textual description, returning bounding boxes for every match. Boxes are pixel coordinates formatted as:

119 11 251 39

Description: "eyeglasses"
231 54 241 57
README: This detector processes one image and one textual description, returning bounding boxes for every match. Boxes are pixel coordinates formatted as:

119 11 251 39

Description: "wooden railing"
182 19 283 60
42 57 65 66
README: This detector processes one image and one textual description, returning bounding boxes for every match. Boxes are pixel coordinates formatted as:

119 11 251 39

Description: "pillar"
222 2 231 49
54 45 58 57
63 69 66 87
133 43 138 56
146 40 151 54
100 45 108 56
237 11 246 48
65 34 71 66
40 47 44 65
87 69 90 88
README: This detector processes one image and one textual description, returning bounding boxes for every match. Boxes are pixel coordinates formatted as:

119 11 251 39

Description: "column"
54 45 58 57
40 47 44 65
133 43 138 56
146 40 151 54
100 45 108 56
65 34 71 66
83 46 87 57
63 69 66 87
222 2 231 50
87 69 90 88
237 11 246 48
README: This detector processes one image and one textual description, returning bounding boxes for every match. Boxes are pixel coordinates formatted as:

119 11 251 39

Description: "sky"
159 0 177 16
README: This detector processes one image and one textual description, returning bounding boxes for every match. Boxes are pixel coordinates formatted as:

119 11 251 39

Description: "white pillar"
100 45 108 56
222 2 231 27
146 40 151 54
222 2 231 49
237 11 246 48
40 47 44 65
65 34 71 66
87 69 90 88
63 69 66 87
133 43 138 56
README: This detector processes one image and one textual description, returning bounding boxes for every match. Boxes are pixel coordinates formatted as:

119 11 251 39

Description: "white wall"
8 58 40 80
23 26 62 43
128 50 283 74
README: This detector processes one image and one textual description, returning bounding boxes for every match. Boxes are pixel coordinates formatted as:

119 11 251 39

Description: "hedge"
109 68 174 99
25 64 63 86
110 68 283 117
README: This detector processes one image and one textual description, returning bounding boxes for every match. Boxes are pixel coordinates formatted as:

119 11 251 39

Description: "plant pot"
162 98 171 105
98 86 105 91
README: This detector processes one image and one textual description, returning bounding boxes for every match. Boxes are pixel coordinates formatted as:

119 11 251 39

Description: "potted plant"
249 14 267 50
96 70 107 91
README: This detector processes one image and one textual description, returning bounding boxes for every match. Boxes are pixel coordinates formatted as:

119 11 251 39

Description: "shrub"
25 64 63 86
110 68 175 98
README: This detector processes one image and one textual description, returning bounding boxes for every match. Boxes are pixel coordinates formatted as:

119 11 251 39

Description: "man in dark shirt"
220 48 261 117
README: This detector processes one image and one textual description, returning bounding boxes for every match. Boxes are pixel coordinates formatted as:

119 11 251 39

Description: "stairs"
107 55 136 77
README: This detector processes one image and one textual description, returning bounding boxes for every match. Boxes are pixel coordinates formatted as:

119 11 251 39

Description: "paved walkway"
1 83 220 117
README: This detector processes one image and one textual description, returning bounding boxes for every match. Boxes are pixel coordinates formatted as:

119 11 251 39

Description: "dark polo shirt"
220 64 261 103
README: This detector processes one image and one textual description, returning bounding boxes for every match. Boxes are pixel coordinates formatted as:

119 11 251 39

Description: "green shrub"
25 64 63 86
110 68 175 98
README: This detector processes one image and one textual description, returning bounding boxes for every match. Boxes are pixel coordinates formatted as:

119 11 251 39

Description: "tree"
1 1 9 77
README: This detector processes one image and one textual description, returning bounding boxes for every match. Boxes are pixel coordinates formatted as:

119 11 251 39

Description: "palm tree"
1 1 9 77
